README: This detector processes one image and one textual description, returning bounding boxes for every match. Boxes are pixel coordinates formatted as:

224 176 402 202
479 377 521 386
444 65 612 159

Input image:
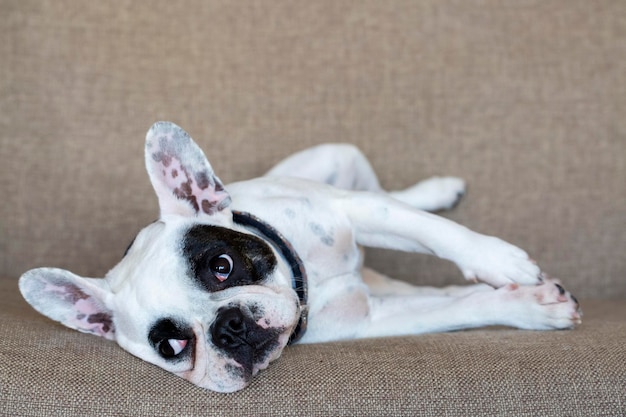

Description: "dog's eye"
149 319 193 361
158 338 188 358
209 254 233 282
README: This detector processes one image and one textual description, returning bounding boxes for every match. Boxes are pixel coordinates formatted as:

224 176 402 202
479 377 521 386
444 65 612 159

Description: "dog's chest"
227 178 361 279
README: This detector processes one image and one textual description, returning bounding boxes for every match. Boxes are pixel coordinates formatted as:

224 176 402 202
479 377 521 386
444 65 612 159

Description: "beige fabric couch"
1 1 625 415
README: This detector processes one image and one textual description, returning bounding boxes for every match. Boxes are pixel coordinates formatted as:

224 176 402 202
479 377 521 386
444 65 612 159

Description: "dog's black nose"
211 307 247 349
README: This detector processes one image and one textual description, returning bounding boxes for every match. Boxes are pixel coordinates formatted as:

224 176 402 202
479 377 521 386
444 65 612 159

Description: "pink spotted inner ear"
19 268 116 341
146 122 231 217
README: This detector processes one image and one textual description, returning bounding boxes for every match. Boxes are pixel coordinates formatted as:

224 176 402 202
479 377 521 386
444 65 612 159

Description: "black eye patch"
148 318 194 361
182 225 277 292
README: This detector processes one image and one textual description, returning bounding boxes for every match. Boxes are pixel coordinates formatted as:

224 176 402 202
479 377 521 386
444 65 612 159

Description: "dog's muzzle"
210 307 283 377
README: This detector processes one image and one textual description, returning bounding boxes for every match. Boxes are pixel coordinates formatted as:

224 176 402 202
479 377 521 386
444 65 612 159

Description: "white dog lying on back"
19 122 581 392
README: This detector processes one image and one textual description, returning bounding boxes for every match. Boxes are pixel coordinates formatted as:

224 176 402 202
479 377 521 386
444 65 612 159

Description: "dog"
19 122 581 393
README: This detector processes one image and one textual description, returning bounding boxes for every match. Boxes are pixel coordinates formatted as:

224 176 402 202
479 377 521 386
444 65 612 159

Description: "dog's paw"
496 281 582 330
393 176 466 212
457 235 542 287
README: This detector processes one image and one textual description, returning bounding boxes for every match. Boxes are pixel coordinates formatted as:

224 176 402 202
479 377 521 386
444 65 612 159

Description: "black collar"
232 211 308 344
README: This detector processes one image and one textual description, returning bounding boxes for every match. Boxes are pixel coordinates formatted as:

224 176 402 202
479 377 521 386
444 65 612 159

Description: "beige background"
2 1 624 298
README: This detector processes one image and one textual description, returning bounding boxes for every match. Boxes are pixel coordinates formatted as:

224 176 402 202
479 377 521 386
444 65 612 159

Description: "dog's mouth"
210 306 287 379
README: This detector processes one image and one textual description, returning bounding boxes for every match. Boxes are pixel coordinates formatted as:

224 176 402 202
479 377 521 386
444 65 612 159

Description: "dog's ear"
145 122 231 218
19 268 116 340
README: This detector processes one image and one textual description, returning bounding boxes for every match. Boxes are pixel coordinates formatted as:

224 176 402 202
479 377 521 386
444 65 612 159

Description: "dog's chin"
194 349 287 393
195 375 250 394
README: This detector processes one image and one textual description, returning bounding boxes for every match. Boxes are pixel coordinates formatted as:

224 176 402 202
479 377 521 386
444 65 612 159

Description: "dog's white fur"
259 143 580 340
19 122 581 392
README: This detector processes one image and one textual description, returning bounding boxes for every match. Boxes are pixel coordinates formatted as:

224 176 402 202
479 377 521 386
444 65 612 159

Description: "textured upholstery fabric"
1 0 625 415
2 278 625 416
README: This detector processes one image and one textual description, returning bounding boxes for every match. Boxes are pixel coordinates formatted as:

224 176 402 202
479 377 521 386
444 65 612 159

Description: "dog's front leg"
339 192 542 288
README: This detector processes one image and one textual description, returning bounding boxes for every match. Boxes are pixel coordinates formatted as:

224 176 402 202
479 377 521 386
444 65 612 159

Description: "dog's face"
19 122 300 392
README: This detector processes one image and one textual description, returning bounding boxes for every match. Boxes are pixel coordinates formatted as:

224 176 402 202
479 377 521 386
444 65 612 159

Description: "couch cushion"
2 278 624 416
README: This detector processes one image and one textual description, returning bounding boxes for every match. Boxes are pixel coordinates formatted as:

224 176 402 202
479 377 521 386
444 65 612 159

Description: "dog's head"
19 122 301 392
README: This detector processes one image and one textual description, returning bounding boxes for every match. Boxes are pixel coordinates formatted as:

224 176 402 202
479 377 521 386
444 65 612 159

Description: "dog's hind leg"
265 143 383 192
389 177 466 212
266 143 465 212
